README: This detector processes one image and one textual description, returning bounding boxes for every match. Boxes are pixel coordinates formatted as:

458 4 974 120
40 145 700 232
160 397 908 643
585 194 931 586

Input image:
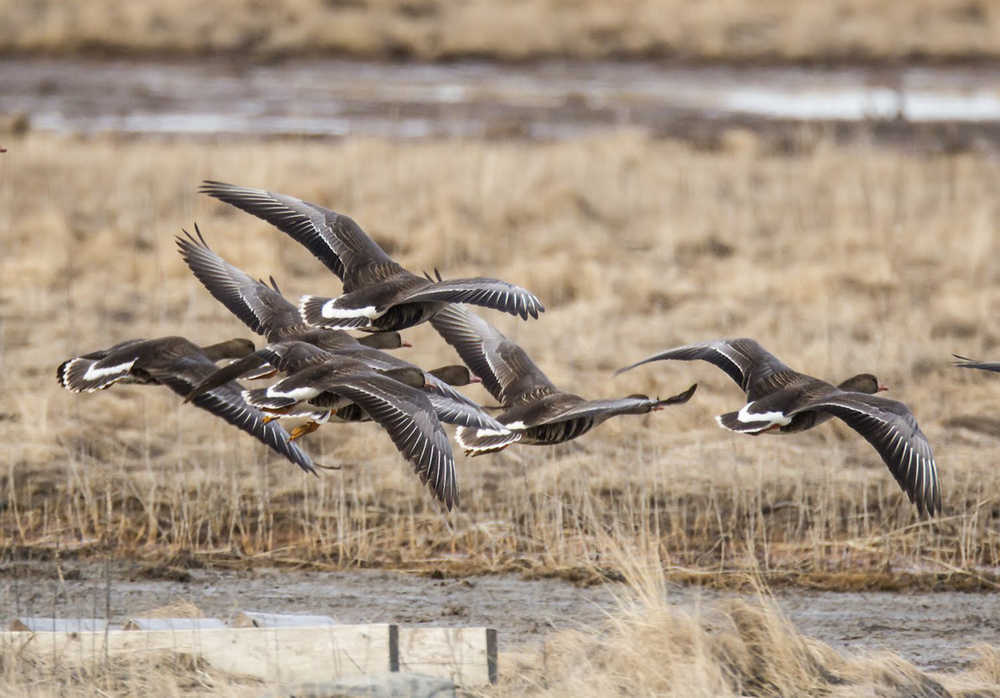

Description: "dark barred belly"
373 303 435 332
522 417 595 445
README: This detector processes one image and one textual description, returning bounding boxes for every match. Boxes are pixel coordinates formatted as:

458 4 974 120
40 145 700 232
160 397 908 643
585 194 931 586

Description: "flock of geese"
59 180 1000 517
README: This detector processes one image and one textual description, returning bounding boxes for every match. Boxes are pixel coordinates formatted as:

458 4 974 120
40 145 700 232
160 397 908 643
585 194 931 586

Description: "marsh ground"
5 558 1000 672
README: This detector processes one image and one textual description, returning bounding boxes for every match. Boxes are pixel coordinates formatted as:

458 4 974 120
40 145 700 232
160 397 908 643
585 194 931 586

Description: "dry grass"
2 0 1000 62
3 130 1000 591
488 552 1000 697
5 552 1000 696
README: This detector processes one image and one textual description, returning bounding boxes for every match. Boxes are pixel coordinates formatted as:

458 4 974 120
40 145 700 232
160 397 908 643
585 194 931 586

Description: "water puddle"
4 59 1000 140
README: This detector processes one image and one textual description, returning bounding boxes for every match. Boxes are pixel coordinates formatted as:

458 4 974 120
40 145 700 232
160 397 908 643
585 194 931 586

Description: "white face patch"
737 401 791 426
83 359 137 382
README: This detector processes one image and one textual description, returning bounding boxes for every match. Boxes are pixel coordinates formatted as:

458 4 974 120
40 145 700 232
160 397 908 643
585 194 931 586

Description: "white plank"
1 624 394 684
398 627 497 686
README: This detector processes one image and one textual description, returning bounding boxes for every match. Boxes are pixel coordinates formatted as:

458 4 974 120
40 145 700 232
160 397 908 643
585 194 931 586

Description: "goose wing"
790 392 940 516
953 354 1000 373
176 226 300 336
617 338 795 400
429 304 556 405
322 375 457 510
199 181 402 287
395 278 544 320
141 353 316 474
321 345 504 431
183 340 336 402
528 384 698 426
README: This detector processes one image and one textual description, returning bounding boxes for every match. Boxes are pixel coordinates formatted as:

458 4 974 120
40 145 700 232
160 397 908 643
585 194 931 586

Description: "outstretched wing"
430 304 556 405
199 181 401 286
176 225 300 336
791 392 940 516
329 377 458 510
528 384 697 426
953 354 1000 373
617 338 794 401
143 354 317 474
395 278 544 320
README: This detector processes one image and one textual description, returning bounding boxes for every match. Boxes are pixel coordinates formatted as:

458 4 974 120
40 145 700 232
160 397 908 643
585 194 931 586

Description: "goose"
56 337 316 474
617 338 940 516
236 346 458 508
175 228 504 435
176 225 405 350
429 305 697 455
198 181 544 332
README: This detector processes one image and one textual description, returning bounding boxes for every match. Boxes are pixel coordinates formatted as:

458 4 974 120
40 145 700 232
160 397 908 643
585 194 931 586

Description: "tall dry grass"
2 0 1000 62
488 550 1000 697
3 131 1000 588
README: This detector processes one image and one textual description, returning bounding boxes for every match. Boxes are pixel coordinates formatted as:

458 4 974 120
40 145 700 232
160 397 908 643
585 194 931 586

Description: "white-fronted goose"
236 347 457 508
176 226 405 350
186 339 506 435
953 354 1000 373
617 338 940 516
198 181 544 332
429 305 697 455
176 227 503 433
56 337 316 474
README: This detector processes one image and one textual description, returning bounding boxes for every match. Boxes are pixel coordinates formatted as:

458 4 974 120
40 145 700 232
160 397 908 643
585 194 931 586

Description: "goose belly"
779 410 834 433
373 302 441 332
521 417 595 445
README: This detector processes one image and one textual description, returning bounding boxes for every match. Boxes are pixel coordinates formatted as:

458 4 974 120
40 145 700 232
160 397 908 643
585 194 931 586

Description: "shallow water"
4 59 1000 140
2 561 998 672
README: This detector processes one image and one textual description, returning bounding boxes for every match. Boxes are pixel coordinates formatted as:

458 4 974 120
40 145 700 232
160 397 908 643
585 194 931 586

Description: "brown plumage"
617 338 940 516
176 225 405 349
240 349 458 509
56 336 316 474
197 181 544 332
429 305 696 455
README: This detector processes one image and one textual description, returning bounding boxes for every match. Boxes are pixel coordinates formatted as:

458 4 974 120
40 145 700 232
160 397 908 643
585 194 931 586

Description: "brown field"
4 129 1000 588
3 129 1000 692
2 0 1000 62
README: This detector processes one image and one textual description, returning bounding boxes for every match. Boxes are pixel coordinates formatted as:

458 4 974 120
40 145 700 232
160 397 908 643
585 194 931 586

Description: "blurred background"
3 1 1000 146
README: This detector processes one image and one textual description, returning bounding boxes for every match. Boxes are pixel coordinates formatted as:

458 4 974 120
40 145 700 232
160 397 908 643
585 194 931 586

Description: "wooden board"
0 624 498 686
1 624 393 684
399 627 498 686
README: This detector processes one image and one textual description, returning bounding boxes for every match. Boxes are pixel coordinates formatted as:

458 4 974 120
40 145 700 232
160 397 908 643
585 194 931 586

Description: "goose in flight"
617 338 940 516
198 181 544 332
57 336 316 474
235 344 458 509
176 228 504 435
430 305 696 455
